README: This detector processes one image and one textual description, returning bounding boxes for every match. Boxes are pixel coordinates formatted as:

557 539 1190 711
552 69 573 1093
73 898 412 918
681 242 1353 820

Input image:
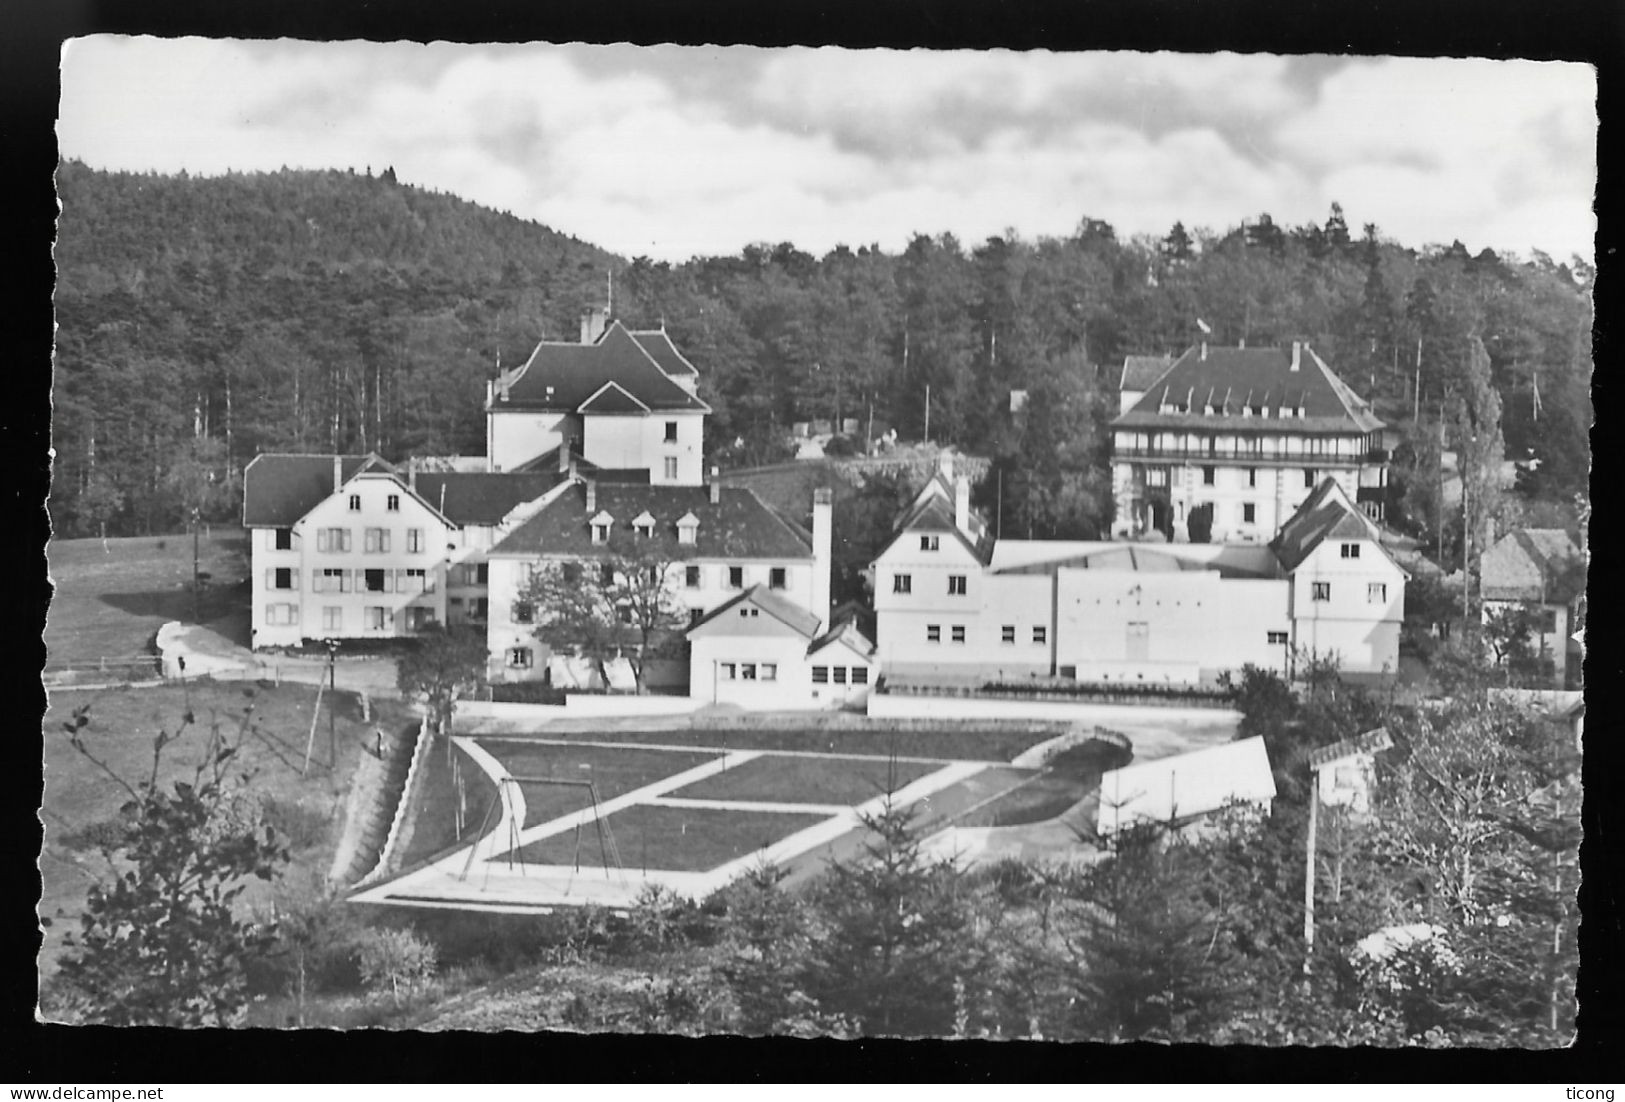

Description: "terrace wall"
868 692 1240 728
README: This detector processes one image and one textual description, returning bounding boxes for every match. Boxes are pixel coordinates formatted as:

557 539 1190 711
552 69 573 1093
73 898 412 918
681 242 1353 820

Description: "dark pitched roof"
577 381 651 414
1120 354 1175 392
1112 345 1383 434
242 453 392 527
808 618 877 661
1271 478 1382 572
509 442 601 475
489 483 813 560
409 471 564 526
876 496 988 563
1481 528 1582 600
687 584 823 640
628 329 699 376
490 321 709 414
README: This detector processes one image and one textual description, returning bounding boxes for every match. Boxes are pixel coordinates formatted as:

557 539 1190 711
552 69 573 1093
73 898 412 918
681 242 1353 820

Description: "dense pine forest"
52 160 1591 546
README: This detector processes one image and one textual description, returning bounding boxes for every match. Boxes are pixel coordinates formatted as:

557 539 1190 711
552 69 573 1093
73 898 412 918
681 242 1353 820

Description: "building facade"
1111 343 1388 543
687 586 876 710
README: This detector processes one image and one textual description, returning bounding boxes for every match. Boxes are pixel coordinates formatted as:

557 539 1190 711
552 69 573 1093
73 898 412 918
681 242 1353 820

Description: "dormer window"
632 510 656 539
676 512 700 546
590 510 615 544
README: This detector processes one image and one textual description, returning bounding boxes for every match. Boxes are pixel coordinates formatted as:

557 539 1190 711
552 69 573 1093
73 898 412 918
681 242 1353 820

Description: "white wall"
1289 536 1405 673
488 411 575 472
250 475 451 649
868 693 1240 728
582 411 704 485
690 632 815 708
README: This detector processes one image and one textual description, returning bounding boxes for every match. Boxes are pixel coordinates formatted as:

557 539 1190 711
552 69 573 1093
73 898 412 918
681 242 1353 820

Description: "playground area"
348 733 1008 912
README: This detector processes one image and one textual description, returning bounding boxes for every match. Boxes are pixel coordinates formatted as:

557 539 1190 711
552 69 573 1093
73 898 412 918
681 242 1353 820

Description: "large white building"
1111 342 1389 543
872 472 1406 685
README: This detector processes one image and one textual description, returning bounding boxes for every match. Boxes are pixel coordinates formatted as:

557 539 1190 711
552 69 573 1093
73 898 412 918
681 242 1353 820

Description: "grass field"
46 529 252 667
511 804 832 872
482 726 1057 763
475 741 715 828
40 681 416 974
670 755 940 805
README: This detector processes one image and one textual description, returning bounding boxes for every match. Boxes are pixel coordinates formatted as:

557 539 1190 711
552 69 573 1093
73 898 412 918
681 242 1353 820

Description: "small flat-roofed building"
1096 737 1277 836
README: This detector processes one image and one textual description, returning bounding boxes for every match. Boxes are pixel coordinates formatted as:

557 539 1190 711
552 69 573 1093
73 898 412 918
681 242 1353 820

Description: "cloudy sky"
58 38 1595 264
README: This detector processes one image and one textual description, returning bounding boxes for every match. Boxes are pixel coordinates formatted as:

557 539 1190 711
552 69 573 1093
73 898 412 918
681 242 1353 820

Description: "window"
664 421 678 443
618 604 634 624
1002 625 1016 644
948 575 967 595
365 606 394 632
1242 503 1256 524
1267 630 1289 645
268 567 296 590
728 566 744 589
1340 543 1361 559
1033 625 1047 645
678 521 697 545
833 666 848 684
316 527 351 553
812 666 829 684
927 624 941 643
349 494 361 512
364 569 390 593
770 567 788 590
364 527 391 553
315 568 350 593
468 598 489 621
1367 583 1387 604
397 568 429 594
664 457 679 480
592 523 610 544
688 608 705 626
920 534 940 552
741 663 757 681
1202 466 1215 486
893 573 912 595
851 667 869 685
1312 582 1331 602
507 647 533 669
406 528 424 553
264 603 299 626
951 625 966 644
387 494 400 512
721 662 737 680
1247 468 1257 488
1304 469 1316 489
406 608 434 632
761 663 778 681
597 563 616 587
321 606 343 632
1145 467 1169 488
685 565 702 588
476 563 489 585
273 528 293 550
1537 609 1559 632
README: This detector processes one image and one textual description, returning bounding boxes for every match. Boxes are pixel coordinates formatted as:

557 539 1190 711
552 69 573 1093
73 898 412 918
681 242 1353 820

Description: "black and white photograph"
41 37 1594 1048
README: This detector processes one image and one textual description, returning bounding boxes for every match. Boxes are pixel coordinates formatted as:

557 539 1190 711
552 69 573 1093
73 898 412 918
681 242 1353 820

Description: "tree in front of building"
395 624 488 734
518 536 688 693
48 705 289 1027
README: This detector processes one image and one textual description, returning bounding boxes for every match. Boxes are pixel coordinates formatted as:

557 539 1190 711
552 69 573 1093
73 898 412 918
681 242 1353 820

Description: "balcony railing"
1114 444 1374 465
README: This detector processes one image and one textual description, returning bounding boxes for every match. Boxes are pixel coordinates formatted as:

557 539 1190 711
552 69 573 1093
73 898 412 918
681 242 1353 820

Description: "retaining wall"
868 692 1239 727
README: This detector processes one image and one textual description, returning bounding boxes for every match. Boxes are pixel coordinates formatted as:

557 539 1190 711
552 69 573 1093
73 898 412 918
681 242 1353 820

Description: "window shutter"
311 571 323 594
291 569 300 592
265 568 275 589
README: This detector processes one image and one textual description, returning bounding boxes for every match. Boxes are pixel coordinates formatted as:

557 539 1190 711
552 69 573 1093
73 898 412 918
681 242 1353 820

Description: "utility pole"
923 384 931 444
1304 775 1319 966
327 639 339 771
191 508 201 623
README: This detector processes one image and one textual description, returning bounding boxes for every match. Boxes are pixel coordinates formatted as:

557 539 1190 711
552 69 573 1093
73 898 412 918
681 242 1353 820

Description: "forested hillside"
52 161 1591 549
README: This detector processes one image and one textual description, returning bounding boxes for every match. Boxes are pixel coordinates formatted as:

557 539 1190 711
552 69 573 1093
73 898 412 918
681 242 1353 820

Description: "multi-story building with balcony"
1110 342 1388 543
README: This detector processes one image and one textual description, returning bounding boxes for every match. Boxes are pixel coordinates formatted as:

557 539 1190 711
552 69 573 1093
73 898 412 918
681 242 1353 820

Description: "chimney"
580 308 607 345
558 438 571 474
408 458 417 492
709 466 721 505
332 455 343 494
1291 341 1302 372
954 476 971 537
812 488 833 632
584 478 596 514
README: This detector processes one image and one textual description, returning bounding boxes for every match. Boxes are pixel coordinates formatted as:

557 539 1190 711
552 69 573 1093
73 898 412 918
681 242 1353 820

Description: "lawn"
484 725 1058 763
475 741 715 828
392 740 503 870
510 804 833 873
46 529 253 668
40 680 417 975
670 754 941 805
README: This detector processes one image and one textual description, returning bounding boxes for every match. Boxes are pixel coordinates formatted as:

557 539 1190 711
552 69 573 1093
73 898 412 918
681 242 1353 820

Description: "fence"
42 657 162 688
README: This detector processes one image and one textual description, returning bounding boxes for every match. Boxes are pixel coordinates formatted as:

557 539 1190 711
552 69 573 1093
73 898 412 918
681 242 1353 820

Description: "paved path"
156 621 404 697
350 738 990 913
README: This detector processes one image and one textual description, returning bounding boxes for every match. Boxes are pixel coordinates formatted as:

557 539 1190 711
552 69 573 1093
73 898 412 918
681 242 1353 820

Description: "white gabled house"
687 585 877 709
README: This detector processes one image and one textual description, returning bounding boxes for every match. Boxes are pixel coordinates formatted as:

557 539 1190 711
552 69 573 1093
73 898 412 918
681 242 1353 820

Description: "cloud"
57 40 1596 263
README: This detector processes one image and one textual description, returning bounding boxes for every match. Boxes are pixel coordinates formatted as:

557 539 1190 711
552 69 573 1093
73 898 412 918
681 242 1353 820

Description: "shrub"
261 797 331 852
489 682 569 705
356 927 438 1005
